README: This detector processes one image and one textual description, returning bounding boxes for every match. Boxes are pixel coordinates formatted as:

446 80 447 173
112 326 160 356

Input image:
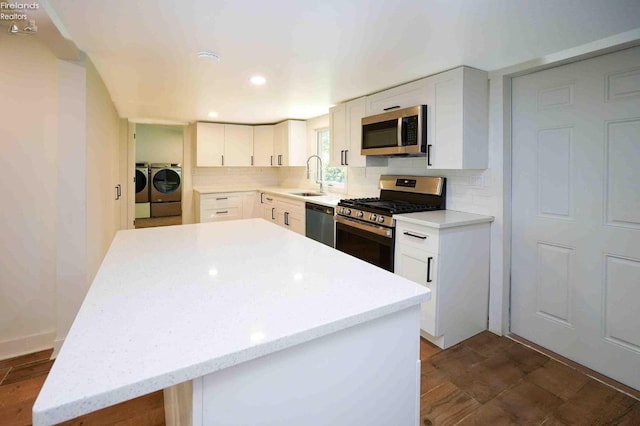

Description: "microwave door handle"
397 117 403 147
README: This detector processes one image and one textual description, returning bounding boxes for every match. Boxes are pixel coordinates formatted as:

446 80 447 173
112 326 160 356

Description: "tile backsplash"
191 159 497 217
348 157 497 216
192 167 278 188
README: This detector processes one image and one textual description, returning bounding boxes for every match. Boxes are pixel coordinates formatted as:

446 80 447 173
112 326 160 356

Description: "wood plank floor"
420 332 639 425
135 215 182 229
1 332 638 425
0 349 164 426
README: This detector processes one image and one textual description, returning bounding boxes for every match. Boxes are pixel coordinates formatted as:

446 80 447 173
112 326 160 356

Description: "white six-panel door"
511 46 640 390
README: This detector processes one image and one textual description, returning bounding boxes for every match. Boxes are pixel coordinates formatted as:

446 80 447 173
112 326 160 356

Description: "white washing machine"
150 163 182 217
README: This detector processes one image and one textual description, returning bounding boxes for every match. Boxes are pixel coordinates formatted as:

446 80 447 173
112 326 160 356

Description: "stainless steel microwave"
361 105 427 156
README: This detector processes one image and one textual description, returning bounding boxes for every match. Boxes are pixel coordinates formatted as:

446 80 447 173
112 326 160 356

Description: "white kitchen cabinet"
273 120 307 166
195 191 257 223
394 214 491 349
363 66 488 170
253 125 275 167
196 122 225 167
365 78 429 116
259 192 305 235
329 103 346 167
276 198 305 235
260 193 277 223
224 124 253 167
423 66 488 169
344 97 367 167
196 123 255 167
329 97 367 167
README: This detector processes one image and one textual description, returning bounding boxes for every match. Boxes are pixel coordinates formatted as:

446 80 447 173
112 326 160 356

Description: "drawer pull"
403 231 427 240
266 197 273 202
383 105 401 111
216 197 228 200
215 211 229 215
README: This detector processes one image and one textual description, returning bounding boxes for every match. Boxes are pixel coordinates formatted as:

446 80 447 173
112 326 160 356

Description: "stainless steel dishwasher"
305 202 335 248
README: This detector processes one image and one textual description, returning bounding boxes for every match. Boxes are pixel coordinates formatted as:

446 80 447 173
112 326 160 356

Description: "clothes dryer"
150 163 182 217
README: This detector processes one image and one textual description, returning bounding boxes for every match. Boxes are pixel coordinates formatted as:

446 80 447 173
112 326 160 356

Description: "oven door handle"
335 216 393 238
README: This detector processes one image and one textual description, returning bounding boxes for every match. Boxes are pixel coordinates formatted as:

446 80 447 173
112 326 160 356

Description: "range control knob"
345 209 352 215
377 216 386 223
370 213 377 221
356 211 364 218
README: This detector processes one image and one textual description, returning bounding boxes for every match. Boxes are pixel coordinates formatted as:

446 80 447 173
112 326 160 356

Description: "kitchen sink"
290 192 326 197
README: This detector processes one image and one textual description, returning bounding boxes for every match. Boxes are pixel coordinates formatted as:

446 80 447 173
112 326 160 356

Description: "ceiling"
43 0 640 125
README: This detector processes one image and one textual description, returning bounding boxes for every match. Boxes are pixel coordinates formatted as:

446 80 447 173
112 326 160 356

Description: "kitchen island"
33 219 430 425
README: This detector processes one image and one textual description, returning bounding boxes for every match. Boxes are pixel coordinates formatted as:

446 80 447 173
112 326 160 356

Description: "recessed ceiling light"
250 75 266 85
208 111 219 118
198 51 220 61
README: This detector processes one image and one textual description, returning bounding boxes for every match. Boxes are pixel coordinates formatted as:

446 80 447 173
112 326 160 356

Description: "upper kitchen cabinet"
273 120 307 166
424 67 488 169
196 123 254 167
224 124 253 166
330 97 367 168
253 125 275 166
329 103 346 167
196 122 225 167
365 78 429 116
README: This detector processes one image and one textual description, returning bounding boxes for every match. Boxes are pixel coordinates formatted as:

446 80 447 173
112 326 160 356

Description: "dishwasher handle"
305 203 334 215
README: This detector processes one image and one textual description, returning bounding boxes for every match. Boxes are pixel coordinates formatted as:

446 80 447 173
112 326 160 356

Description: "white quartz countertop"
394 210 494 229
33 219 429 425
193 186 343 208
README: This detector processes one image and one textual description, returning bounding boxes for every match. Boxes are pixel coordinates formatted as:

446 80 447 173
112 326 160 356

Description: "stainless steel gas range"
335 175 446 272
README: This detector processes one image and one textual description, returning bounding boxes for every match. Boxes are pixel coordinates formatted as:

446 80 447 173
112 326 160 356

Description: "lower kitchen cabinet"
260 193 277 223
195 191 258 223
276 199 304 235
394 214 491 349
259 192 305 236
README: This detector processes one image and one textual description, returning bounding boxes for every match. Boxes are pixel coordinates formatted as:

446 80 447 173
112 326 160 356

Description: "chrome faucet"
306 155 324 193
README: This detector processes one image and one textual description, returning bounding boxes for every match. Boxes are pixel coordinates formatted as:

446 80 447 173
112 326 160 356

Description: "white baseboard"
0 331 56 361
52 338 65 359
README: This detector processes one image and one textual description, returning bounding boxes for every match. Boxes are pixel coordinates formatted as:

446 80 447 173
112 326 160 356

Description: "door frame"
488 29 640 335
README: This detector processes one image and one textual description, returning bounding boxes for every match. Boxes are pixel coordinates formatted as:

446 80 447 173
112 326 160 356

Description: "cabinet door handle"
427 257 433 283
260 193 264 204
216 197 228 200
270 155 273 166
427 145 432 166
215 210 228 215
340 150 344 165
345 150 349 166
403 231 427 240
114 184 121 200
383 105 401 111
221 155 224 166
251 155 254 166
284 211 289 226
271 207 275 220
278 154 282 166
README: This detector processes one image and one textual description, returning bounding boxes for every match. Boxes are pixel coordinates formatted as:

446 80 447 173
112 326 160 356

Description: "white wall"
85 60 123 285
0 35 124 359
0 35 59 358
136 124 183 164
55 58 88 354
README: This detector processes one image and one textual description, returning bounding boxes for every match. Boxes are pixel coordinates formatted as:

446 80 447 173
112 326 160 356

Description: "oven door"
335 216 394 272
